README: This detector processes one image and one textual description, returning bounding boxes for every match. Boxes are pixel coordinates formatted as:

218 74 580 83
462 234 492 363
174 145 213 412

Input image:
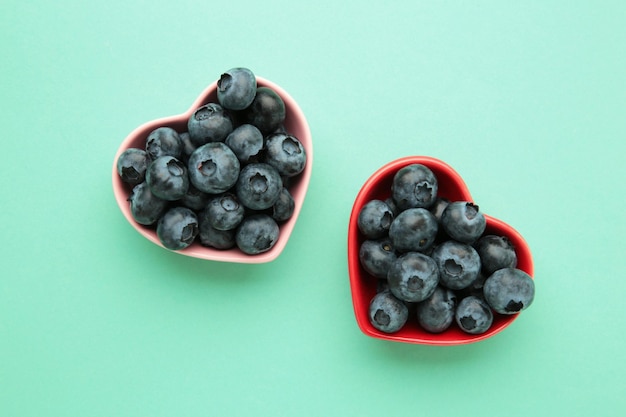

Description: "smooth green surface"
2 1 625 416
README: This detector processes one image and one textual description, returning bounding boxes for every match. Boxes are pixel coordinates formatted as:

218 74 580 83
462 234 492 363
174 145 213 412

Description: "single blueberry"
156 206 199 250
357 199 394 239
474 235 518 276
235 214 280 255
387 252 439 303
179 183 211 212
128 181 168 225
178 132 197 163
441 201 486 244
198 216 236 250
241 87 286 135
388 208 438 253
483 268 535 315
188 142 240 194
205 193 245 231
359 237 398 279
264 133 307 177
145 156 189 201
117 148 150 186
391 164 438 211
271 187 295 222
235 163 283 210
217 67 257 111
145 127 183 160
455 296 494 334
187 103 233 146
431 240 481 290
368 290 409 333
224 124 264 164
416 286 457 333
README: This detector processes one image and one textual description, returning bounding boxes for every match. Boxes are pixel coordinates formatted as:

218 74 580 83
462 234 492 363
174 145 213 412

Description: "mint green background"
2 1 625 416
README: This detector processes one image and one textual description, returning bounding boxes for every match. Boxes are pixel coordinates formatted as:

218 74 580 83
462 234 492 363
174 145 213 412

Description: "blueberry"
429 197 450 224
483 268 535 315
391 163 438 211
198 216 236 250
224 124 264 164
368 290 409 333
235 214 279 255
187 103 233 146
430 197 451 241
188 142 240 194
474 235 518 276
441 201 486 244
388 208 438 253
241 87 286 135
387 252 439 303
357 199 394 239
145 127 183 160
217 67 257 111
117 148 149 186
264 133 307 177
205 193 245 231
455 295 494 334
178 131 197 162
416 286 457 333
179 184 211 211
271 187 295 222
432 240 481 290
359 237 398 279
145 156 189 201
156 207 199 250
235 163 283 210
128 181 168 225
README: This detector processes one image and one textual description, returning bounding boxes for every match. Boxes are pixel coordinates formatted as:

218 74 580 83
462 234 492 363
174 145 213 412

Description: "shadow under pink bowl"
112 77 312 263
347 156 534 345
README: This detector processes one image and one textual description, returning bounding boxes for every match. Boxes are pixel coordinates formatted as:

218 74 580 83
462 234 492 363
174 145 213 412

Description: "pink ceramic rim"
112 77 313 263
347 156 534 345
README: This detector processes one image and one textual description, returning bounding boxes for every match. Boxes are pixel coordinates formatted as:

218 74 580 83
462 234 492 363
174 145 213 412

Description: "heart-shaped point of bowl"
348 156 534 345
112 77 312 263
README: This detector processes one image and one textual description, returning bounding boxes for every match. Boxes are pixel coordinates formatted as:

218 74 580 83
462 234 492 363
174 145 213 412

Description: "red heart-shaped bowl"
112 77 312 263
348 156 534 345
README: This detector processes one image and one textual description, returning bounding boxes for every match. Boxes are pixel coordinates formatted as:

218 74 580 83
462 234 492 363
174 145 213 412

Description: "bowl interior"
112 77 312 263
347 156 534 345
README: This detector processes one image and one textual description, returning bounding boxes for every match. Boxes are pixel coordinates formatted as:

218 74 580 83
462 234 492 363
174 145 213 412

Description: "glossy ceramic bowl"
112 77 312 263
347 156 534 345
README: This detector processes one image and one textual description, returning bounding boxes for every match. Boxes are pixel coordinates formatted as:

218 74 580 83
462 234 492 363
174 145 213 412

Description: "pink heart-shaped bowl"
112 77 312 263
348 156 534 345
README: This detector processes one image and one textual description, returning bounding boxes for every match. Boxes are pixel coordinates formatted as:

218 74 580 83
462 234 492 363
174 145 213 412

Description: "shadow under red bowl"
348 156 534 345
112 77 312 263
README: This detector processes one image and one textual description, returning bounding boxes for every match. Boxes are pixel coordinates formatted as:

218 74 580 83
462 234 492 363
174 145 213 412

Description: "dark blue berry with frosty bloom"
483 268 534 314
157 207 199 250
455 296 493 334
146 156 189 201
391 163 438 211
387 252 439 303
358 199 394 239
368 291 408 333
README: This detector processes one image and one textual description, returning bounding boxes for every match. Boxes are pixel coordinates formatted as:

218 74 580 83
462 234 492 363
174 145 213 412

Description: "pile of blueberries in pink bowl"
112 68 312 263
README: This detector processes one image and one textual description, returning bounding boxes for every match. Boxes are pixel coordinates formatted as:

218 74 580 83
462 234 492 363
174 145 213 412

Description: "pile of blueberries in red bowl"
348 156 535 345
112 68 312 263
